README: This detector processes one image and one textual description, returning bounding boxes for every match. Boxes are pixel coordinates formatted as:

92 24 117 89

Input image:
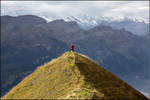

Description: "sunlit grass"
2 51 148 100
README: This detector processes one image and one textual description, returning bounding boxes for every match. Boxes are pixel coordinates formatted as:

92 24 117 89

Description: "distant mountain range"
42 15 149 36
1 15 149 97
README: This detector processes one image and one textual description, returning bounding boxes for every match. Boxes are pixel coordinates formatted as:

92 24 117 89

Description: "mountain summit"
2 52 148 99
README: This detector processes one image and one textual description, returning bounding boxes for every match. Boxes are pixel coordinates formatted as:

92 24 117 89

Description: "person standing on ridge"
70 44 75 51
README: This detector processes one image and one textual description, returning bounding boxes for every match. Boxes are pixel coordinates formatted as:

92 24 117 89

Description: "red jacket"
70 45 75 50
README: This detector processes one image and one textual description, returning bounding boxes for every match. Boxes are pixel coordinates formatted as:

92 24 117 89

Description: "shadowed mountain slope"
1 15 149 97
2 52 148 99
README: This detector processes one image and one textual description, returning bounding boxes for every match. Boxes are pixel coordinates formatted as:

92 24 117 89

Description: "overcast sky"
1 1 149 22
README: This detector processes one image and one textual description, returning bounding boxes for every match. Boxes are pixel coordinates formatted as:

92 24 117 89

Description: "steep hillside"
2 52 148 99
1 15 68 96
73 25 150 95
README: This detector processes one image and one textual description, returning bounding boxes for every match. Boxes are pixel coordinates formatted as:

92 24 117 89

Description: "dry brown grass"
2 51 149 100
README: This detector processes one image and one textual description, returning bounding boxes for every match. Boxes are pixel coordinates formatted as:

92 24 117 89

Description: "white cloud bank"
1 1 149 22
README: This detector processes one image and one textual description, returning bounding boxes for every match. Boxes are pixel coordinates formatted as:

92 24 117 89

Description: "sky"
1 1 149 22
1 1 150 98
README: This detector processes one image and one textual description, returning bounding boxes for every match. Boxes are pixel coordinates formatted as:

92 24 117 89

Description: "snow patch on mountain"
41 15 149 36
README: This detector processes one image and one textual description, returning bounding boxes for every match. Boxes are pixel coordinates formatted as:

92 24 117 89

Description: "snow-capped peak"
41 15 149 36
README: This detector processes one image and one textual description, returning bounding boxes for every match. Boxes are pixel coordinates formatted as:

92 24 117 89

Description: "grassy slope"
2 51 148 99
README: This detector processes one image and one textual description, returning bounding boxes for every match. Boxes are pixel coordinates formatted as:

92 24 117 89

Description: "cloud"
1 1 149 22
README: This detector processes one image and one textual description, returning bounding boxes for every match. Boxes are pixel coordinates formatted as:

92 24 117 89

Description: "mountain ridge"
46 15 149 36
2 51 149 99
